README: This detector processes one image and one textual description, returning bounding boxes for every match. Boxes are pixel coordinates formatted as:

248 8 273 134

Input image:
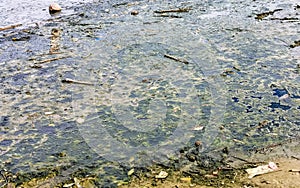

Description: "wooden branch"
0 24 22 31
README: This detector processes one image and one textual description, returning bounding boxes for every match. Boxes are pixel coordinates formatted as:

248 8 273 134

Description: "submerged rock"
49 3 62 14
131 10 139 15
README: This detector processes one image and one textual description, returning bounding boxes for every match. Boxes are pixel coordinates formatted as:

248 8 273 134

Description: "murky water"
0 0 299 186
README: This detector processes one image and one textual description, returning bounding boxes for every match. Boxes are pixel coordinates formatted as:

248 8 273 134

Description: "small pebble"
131 10 139 15
195 140 202 147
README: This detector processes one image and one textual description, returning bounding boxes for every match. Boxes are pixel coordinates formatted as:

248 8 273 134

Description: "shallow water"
0 0 96 27
0 0 300 186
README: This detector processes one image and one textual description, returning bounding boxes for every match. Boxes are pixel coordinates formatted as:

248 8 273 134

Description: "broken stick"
154 14 182 18
62 78 94 86
154 8 192 14
164 54 189 64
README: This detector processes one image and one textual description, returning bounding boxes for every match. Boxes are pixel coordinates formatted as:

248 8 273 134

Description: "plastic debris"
246 162 278 178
